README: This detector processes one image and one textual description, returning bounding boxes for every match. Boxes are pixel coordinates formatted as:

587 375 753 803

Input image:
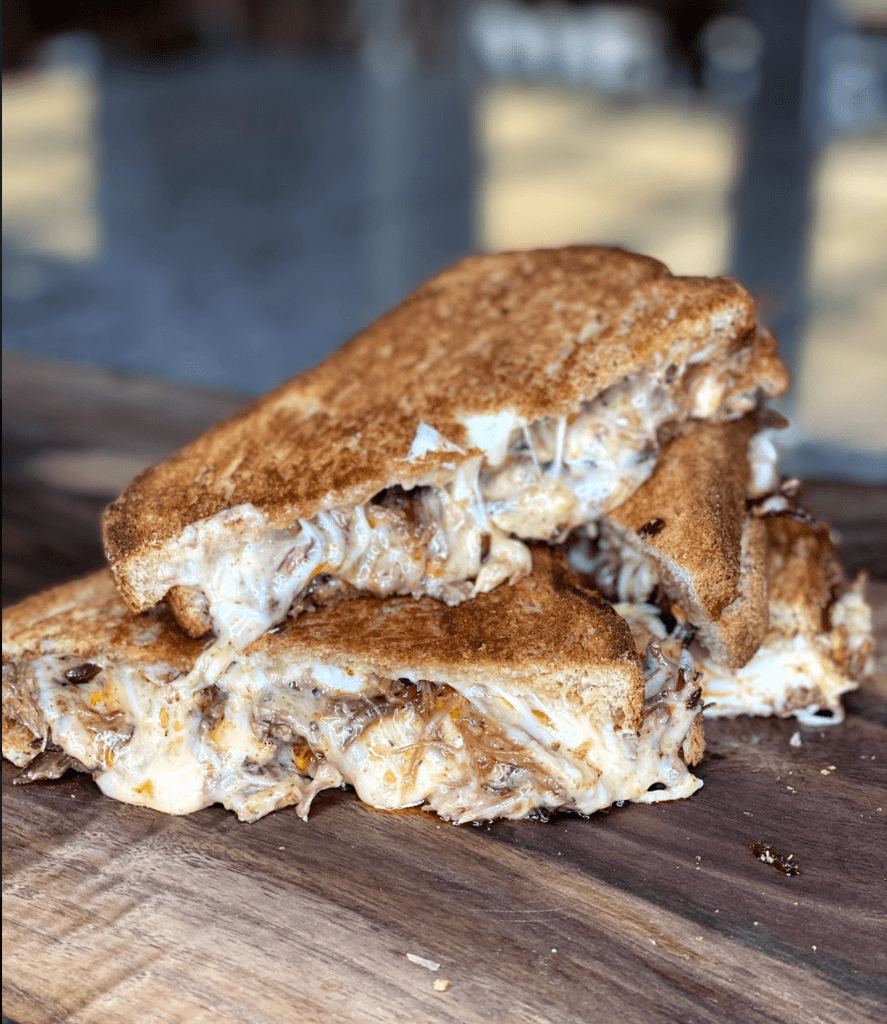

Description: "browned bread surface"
605 416 769 666
681 715 706 767
3 551 644 736
103 246 787 610
256 547 639 668
764 517 844 631
2 571 203 671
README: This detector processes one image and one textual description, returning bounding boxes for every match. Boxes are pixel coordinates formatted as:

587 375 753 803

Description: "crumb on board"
748 841 802 876
433 979 450 992
789 731 801 748
406 953 440 971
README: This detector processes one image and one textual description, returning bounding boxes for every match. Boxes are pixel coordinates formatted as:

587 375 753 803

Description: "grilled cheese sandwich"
3 552 704 823
103 247 788 648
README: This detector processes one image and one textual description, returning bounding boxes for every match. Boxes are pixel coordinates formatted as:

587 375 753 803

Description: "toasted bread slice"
595 415 769 667
103 246 788 646
3 551 703 824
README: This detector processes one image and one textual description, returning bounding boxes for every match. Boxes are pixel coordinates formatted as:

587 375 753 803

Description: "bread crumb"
433 979 450 992
406 953 440 971
789 731 801 748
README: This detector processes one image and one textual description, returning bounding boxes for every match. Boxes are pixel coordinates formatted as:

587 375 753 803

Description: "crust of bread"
165 585 213 638
103 246 788 613
764 517 843 629
251 546 646 730
681 715 706 767
697 515 769 667
604 416 769 667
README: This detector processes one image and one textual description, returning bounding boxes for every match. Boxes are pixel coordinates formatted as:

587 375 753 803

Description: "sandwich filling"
3 633 702 825
612 583 871 724
151 363 766 646
575 508 873 724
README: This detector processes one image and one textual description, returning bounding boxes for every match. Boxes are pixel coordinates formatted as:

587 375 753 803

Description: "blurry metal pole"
730 0 829 403
356 0 476 317
732 0 887 480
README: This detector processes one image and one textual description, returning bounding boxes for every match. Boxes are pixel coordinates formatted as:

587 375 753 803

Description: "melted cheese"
746 430 780 497
7 636 703 824
153 363 752 648
699 634 855 724
611 579 871 724
154 460 533 648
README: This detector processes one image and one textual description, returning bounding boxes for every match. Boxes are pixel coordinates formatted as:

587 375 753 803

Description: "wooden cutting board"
3 354 886 1024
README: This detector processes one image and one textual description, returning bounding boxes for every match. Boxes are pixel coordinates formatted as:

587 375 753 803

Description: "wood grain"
3 705 886 1024
3 353 886 1024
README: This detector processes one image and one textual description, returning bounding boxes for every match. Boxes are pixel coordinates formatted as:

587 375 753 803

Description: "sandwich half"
571 422 873 722
2 551 704 824
103 246 788 647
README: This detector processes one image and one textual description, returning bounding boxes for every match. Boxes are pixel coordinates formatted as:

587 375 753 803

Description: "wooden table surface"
3 353 886 1024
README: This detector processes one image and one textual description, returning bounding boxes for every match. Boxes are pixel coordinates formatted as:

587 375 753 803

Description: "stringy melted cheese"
612 580 872 724
154 364 755 647
5 638 703 824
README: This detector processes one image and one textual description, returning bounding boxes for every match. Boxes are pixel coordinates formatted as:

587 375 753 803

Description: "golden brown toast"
601 416 769 667
102 246 787 643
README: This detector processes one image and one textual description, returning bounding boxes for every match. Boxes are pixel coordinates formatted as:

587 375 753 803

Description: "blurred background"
3 0 886 480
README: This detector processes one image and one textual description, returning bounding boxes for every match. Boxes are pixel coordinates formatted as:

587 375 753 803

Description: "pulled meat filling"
4 637 703 824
